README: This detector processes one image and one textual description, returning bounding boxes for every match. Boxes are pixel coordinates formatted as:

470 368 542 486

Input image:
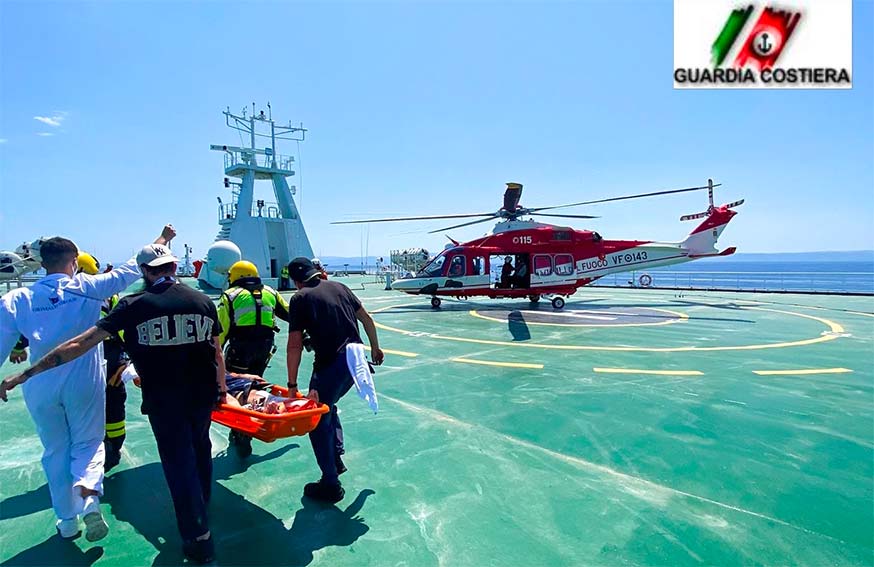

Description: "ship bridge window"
552 230 572 241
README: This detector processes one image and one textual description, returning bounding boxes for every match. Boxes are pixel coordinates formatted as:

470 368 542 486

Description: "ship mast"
199 103 314 290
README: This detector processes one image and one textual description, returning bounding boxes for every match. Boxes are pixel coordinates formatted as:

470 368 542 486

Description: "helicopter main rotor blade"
331 212 495 225
503 182 524 211
532 213 600 219
530 183 722 213
428 215 499 234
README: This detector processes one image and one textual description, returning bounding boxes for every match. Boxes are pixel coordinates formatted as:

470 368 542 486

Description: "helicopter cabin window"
0 257 14 273
533 254 553 277
472 256 485 276
447 255 466 277
552 230 572 241
419 254 446 277
554 254 575 276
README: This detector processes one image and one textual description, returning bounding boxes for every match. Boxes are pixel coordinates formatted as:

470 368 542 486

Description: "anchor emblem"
757 32 772 54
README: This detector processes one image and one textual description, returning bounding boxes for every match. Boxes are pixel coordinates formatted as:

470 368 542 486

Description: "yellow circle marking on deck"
372 305 846 352
362 345 419 358
752 368 853 376
451 357 544 369
593 368 704 376
468 307 688 328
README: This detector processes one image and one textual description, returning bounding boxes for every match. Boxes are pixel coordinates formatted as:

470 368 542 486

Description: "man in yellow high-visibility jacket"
218 261 290 376
218 261 290 456
280 264 290 291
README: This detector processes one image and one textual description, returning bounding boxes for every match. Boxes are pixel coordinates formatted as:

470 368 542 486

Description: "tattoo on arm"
22 327 110 381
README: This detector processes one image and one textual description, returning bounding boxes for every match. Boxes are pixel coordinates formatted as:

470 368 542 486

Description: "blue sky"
1 1 871 263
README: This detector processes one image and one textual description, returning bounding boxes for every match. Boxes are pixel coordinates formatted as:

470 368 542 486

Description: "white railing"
591 270 874 294
223 151 295 171
217 202 282 221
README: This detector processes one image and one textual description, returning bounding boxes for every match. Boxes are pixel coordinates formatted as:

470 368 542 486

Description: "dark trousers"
147 407 213 541
308 351 354 486
104 382 127 459
104 344 127 460
225 336 275 377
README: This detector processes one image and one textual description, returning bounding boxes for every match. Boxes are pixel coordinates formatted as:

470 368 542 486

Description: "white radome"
205 240 242 274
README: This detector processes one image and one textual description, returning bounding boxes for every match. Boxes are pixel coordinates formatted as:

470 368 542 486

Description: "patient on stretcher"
121 366 313 415
223 373 315 415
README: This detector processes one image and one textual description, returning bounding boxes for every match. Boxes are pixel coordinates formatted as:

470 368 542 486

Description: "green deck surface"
1 278 872 566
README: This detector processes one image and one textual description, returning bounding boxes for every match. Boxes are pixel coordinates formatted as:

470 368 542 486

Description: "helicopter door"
466 255 490 289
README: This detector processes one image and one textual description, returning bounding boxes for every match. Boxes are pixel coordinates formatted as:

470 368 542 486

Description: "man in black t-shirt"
286 257 384 503
0 243 226 565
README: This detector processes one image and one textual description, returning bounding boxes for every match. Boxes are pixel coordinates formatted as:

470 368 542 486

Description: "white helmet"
311 257 322 267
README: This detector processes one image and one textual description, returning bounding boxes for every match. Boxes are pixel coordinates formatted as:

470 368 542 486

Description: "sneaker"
228 430 253 458
303 480 345 503
335 455 348 476
183 535 215 564
82 498 109 542
56 517 80 539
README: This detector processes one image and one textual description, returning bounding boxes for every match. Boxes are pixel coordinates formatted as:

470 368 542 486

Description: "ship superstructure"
198 104 314 289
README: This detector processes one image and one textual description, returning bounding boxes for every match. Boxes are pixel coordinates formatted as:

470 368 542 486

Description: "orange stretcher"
211 385 329 442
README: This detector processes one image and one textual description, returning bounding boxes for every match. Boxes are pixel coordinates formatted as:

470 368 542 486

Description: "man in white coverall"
0 225 176 541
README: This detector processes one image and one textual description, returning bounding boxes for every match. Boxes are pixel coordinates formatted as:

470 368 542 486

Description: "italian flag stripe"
711 5 754 66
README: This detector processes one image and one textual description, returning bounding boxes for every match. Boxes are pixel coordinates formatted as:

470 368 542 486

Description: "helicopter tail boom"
680 206 738 256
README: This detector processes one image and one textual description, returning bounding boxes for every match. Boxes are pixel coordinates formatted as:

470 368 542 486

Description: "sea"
595 260 874 294
345 257 873 295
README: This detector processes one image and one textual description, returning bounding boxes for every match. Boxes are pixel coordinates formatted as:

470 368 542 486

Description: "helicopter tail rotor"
680 179 743 221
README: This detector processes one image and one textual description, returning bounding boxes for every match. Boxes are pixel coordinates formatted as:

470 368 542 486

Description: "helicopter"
0 239 44 284
333 179 743 309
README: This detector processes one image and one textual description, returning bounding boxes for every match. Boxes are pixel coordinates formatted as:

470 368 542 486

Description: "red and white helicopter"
334 180 743 309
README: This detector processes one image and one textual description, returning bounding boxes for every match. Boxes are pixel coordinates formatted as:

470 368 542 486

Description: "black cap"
288 257 319 282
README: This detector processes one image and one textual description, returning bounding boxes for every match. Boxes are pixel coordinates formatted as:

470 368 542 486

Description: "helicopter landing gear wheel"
431 297 442 309
528 294 541 304
551 296 566 310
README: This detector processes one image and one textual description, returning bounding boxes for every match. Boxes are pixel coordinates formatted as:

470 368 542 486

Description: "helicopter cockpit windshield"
417 252 448 277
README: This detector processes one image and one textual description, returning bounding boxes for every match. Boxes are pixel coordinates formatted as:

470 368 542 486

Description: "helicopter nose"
391 278 421 291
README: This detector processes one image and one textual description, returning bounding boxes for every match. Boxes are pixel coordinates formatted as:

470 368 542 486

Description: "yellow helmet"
77 252 100 275
228 260 259 284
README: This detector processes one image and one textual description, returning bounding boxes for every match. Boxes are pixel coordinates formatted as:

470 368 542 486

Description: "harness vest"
223 283 280 339
101 294 124 342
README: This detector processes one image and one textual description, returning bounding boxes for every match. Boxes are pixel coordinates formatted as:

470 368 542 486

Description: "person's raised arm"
154 224 176 247
83 224 177 299
0 326 110 401
355 307 384 365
